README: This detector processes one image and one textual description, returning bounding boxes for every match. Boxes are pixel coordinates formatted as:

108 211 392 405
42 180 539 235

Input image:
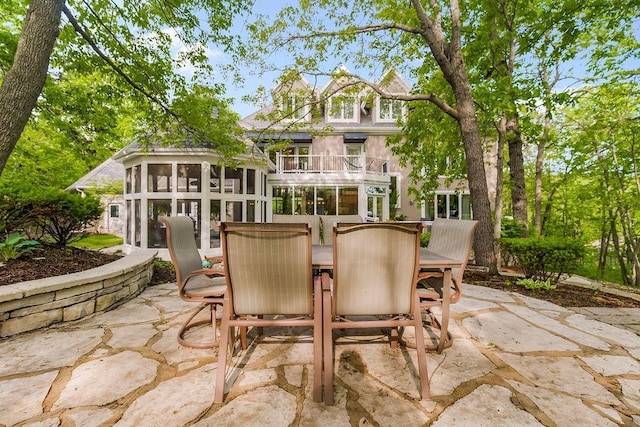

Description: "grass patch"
71 234 123 250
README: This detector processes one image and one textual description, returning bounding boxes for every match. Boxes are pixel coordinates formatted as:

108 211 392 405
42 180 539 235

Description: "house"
72 69 472 258
240 68 472 223
67 157 126 236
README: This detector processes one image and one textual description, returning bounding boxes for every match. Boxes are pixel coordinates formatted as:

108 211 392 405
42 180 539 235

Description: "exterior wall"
0 252 156 338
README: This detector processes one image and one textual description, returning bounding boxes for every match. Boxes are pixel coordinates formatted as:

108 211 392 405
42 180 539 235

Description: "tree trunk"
494 115 506 269
0 0 64 176
534 118 548 236
506 115 528 234
455 86 497 273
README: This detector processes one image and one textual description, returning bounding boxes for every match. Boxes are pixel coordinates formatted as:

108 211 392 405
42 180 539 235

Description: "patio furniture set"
161 215 478 405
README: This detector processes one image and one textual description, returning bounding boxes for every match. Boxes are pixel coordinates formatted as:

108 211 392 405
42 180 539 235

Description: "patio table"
312 245 462 353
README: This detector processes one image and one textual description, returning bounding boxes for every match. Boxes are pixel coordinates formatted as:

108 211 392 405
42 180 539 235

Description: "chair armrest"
205 255 224 267
183 268 225 283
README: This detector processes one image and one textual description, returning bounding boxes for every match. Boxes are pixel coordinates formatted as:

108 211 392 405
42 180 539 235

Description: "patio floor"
2 282 640 426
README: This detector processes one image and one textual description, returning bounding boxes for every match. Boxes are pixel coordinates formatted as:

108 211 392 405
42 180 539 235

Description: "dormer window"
280 94 309 121
328 95 358 122
376 97 404 122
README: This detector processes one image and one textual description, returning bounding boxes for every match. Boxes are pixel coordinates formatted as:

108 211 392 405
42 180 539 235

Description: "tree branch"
62 6 178 120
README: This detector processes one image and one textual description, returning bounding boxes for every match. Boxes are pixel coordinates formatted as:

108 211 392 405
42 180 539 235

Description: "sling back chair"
214 222 323 403
322 222 429 405
161 215 228 349
417 218 478 353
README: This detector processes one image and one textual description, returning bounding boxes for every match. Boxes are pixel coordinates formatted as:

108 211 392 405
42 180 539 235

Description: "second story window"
281 94 308 121
377 98 404 122
328 95 357 122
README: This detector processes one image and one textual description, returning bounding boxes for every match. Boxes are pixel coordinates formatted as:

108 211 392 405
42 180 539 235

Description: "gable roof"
66 157 124 191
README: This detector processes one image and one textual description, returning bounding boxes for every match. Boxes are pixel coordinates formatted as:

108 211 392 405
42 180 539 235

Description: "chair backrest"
332 222 421 315
273 214 321 245
427 218 478 282
320 214 364 245
160 216 202 286
220 222 313 316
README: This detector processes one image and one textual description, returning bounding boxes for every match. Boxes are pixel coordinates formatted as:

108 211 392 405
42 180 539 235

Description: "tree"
0 0 249 180
558 83 640 286
243 0 498 271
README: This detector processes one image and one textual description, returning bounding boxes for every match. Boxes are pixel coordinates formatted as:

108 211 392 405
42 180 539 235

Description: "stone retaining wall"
0 251 157 338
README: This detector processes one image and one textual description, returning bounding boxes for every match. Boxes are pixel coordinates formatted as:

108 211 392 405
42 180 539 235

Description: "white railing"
276 154 389 175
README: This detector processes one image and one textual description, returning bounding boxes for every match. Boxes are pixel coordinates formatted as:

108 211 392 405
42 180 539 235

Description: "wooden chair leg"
322 273 335 405
413 297 430 400
214 302 232 403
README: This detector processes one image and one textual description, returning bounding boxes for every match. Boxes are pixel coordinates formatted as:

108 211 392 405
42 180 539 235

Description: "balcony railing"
276 154 389 175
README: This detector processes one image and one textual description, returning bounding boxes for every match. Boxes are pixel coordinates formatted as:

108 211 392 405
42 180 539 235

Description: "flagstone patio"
1 282 640 426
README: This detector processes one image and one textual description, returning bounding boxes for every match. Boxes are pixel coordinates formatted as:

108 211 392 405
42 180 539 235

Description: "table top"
311 245 462 270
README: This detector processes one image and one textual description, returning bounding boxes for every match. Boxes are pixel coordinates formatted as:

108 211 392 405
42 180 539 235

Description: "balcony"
276 153 389 175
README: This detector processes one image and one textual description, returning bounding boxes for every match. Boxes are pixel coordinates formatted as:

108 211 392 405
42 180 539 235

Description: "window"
428 193 471 220
344 145 362 171
210 165 221 193
210 200 221 249
390 175 401 209
328 95 357 122
177 164 201 192
247 169 256 195
147 164 172 192
147 199 171 248
281 146 310 171
377 98 404 122
224 167 243 194
226 201 243 221
109 204 120 218
281 94 307 120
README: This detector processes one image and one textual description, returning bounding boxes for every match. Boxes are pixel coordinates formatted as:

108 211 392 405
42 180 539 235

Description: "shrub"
501 217 527 238
0 184 102 246
501 237 585 283
29 189 103 246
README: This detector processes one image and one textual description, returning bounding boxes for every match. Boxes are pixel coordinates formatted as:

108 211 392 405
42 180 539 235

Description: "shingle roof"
66 157 124 191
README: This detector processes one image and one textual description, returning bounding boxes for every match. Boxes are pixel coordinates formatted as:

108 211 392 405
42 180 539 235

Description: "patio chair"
273 214 321 245
319 214 363 245
160 216 228 349
417 218 478 352
214 222 323 403
322 222 428 405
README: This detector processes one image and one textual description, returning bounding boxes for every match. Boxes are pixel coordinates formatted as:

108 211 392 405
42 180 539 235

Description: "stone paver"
1 282 639 426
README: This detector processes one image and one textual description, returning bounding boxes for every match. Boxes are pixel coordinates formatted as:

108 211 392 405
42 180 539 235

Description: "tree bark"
506 116 528 234
449 68 497 272
494 115 506 268
0 0 64 176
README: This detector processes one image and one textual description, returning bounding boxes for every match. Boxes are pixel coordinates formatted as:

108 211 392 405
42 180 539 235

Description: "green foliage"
420 232 430 248
501 237 585 283
71 234 123 250
501 217 527 238
0 233 41 261
0 183 102 246
515 277 557 292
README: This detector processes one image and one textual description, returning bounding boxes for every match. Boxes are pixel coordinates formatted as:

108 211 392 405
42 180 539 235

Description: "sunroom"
113 141 271 259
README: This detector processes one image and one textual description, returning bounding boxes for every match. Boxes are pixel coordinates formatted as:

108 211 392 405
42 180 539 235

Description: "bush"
501 237 585 283
0 183 102 246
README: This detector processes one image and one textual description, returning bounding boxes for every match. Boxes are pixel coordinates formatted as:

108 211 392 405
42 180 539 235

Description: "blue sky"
198 2 640 119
